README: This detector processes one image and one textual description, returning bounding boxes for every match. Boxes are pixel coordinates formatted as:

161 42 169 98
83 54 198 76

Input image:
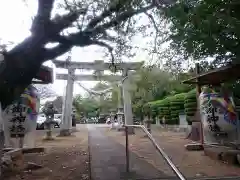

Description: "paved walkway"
87 125 169 180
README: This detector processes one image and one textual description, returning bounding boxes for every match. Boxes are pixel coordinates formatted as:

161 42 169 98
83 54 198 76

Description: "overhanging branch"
90 40 114 64
86 0 125 30
144 12 159 52
51 12 79 33
90 4 156 35
43 33 92 60
43 44 72 60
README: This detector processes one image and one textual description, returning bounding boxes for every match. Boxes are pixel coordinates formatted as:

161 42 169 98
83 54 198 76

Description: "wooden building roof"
182 63 240 85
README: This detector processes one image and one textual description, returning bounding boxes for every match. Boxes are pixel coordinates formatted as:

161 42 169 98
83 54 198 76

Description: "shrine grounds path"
28 124 240 180
103 125 240 180
87 124 171 180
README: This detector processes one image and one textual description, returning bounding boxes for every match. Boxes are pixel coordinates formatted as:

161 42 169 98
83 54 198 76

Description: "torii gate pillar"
122 69 134 134
60 68 75 136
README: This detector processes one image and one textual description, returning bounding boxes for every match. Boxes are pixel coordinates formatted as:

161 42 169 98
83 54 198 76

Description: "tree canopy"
2 0 240 110
163 0 240 66
0 0 174 108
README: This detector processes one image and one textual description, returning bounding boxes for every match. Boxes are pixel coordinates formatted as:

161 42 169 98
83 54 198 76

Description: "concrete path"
87 124 169 180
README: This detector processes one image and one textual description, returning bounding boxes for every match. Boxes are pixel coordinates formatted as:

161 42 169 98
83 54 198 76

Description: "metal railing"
124 125 186 180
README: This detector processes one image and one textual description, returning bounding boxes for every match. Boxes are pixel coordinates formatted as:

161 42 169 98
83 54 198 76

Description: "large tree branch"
43 4 156 62
10 12 81 59
51 12 80 34
86 1 127 30
43 44 72 60
90 40 114 64
0 1 167 109
43 36 115 63
144 12 159 52
90 4 156 35
31 0 55 33
43 33 92 60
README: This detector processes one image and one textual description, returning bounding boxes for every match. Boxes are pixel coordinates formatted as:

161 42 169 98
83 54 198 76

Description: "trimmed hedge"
142 89 200 125
157 97 171 123
145 94 186 125
184 89 197 124
169 93 186 125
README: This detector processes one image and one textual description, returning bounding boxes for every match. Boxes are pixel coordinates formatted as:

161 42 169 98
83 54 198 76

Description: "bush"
169 93 186 125
145 94 186 125
145 100 162 118
145 89 199 125
184 89 197 124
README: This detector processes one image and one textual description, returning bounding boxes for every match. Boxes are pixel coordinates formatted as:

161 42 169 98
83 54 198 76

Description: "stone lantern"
117 106 124 124
143 105 152 133
117 106 124 131
110 109 116 129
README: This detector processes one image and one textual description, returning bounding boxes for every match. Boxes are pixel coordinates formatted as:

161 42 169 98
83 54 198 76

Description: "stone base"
117 126 125 132
25 162 43 171
122 127 135 135
44 131 53 140
43 136 55 141
204 144 240 165
110 126 117 130
2 148 24 175
58 129 72 137
3 147 45 154
186 122 201 141
127 126 135 134
185 143 204 151
71 127 77 133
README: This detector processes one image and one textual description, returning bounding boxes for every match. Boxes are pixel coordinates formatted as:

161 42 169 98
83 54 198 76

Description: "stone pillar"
155 116 160 125
117 107 124 124
110 110 116 129
116 84 124 130
122 69 134 134
60 68 75 136
0 103 3 178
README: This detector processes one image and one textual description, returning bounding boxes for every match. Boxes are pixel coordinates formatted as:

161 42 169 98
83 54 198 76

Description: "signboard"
199 86 238 144
34 65 53 84
3 85 40 148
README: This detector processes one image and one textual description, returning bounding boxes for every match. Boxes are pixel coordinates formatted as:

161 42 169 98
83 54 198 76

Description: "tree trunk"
0 130 4 177
0 51 44 109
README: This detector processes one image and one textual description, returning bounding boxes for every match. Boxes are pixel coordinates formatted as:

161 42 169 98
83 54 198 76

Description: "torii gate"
53 60 143 136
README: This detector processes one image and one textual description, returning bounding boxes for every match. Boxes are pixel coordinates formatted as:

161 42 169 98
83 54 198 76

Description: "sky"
0 0 160 99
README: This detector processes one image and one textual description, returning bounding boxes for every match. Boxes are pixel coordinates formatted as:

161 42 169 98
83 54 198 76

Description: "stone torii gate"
53 60 143 135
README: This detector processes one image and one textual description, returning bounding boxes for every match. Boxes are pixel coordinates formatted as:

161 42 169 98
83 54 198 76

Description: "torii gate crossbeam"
56 74 122 82
53 60 143 136
53 60 143 71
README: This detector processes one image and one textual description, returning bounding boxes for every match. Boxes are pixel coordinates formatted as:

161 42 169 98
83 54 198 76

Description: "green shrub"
168 93 186 125
184 89 197 124
156 97 171 122
144 89 199 125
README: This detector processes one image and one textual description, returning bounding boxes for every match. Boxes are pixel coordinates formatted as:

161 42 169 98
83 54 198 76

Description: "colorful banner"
3 85 40 148
199 86 238 144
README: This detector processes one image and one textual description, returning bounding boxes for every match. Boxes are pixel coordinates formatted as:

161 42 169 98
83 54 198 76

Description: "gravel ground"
104 127 240 179
5 126 90 180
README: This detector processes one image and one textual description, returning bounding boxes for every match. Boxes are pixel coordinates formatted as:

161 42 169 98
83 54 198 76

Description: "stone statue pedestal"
144 117 152 134
59 129 72 137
